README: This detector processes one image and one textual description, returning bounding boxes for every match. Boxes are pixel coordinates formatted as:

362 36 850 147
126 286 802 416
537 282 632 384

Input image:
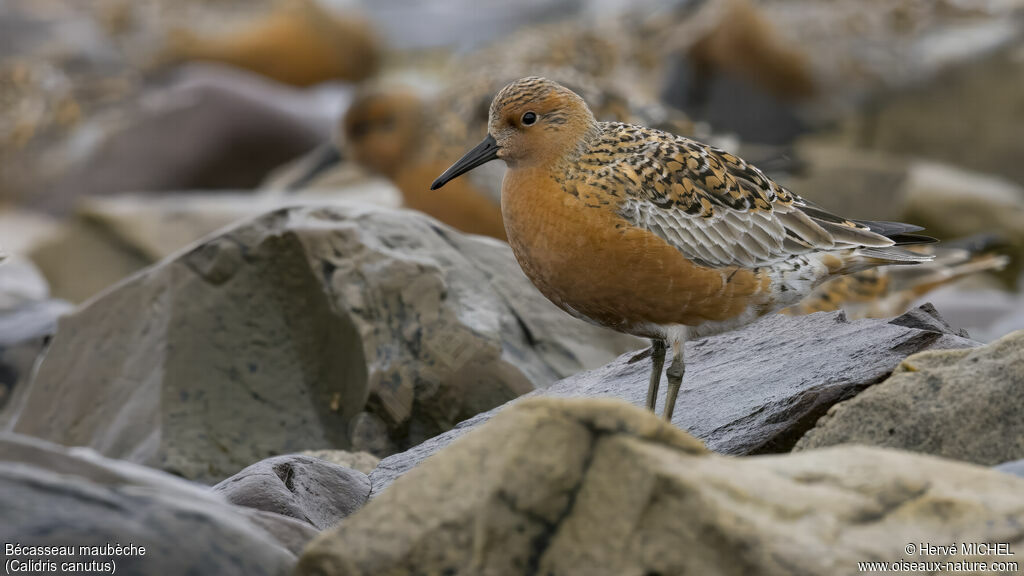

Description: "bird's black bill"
430 134 499 190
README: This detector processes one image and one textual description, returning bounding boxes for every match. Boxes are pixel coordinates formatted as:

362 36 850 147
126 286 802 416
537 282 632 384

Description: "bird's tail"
850 219 936 268
857 246 935 265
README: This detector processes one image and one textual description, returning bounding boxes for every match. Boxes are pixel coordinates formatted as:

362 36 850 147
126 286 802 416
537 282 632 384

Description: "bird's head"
343 85 424 178
431 77 597 190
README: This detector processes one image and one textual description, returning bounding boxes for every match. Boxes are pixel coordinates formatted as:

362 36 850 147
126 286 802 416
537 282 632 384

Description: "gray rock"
300 397 1024 576
903 162 1024 278
781 145 910 222
29 190 401 304
8 205 638 483
213 455 370 530
0 433 309 574
362 0 586 51
20 64 338 215
795 330 1024 465
370 305 977 495
0 299 72 415
765 0 1024 124
837 43 1024 188
995 459 1024 479
0 255 50 310
908 278 1024 343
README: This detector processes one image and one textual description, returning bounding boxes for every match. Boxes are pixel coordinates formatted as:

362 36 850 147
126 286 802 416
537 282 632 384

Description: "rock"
29 189 401 303
28 218 154 304
213 455 370 530
909 277 1024 343
299 449 379 475
0 209 61 257
764 0 1024 124
783 149 1024 281
0 257 72 413
17 64 340 214
0 255 50 310
0 299 73 414
8 205 638 482
996 459 1024 479
298 397 1024 576
369 305 976 495
828 42 1024 188
795 330 1024 466
781 144 910 222
902 162 1024 278
0 433 311 574
361 0 584 51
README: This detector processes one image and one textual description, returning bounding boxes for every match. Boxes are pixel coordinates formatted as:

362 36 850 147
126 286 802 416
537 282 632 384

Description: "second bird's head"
431 77 596 190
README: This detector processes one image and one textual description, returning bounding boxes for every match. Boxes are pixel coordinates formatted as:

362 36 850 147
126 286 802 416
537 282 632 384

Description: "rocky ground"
2 1 1024 575
2 210 1022 572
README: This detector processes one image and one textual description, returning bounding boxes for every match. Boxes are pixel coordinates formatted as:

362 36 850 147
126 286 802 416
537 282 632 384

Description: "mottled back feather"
563 121 919 268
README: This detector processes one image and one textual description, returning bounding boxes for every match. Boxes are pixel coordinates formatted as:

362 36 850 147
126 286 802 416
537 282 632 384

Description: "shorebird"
431 77 935 420
788 234 1008 318
164 0 380 87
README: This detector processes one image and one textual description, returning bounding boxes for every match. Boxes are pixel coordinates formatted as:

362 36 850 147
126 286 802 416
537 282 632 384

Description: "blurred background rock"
1 0 1022 445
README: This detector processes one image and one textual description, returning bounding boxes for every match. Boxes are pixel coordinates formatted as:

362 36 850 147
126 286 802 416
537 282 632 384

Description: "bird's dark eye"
521 111 537 126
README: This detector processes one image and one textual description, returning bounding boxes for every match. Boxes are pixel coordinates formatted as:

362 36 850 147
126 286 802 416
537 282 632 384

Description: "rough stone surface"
370 305 976 495
7 205 638 482
213 455 370 530
0 433 310 574
299 397 1024 576
299 449 380 475
795 330 1024 465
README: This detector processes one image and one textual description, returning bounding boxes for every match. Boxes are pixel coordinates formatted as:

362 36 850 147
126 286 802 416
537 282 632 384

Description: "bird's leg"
663 339 685 421
646 339 667 412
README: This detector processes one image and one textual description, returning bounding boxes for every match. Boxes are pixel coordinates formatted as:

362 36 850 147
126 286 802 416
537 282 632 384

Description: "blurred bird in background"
786 234 1010 319
162 0 382 87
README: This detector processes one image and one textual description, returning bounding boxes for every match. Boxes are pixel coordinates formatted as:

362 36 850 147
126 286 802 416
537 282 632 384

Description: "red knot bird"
431 77 935 420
